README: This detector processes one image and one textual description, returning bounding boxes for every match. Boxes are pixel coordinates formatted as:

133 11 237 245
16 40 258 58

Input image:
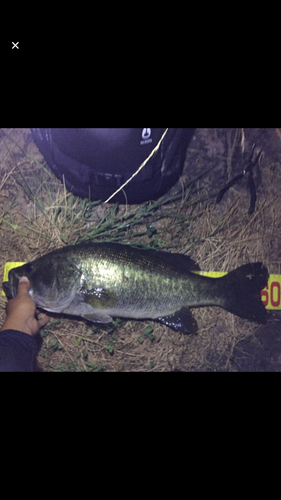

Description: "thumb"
17 276 30 295
19 276 29 283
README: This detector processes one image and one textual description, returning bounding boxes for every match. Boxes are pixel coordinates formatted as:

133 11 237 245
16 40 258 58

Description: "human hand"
0 276 50 336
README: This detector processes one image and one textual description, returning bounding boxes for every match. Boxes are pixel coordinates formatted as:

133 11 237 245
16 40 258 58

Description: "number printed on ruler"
261 275 281 310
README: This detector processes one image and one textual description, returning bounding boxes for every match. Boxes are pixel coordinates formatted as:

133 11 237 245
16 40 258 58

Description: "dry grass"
1 128 281 371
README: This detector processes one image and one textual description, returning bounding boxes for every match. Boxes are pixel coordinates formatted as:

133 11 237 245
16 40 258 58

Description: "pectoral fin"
157 307 197 335
82 313 113 323
79 286 118 309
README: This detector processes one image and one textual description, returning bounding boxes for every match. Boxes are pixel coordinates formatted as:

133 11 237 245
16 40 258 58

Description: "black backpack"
31 128 195 204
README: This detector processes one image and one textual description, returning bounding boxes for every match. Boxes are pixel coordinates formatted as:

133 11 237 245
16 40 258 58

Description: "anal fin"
157 307 197 335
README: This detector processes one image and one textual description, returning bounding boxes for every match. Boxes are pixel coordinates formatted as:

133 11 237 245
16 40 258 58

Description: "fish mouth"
2 281 13 299
3 270 21 299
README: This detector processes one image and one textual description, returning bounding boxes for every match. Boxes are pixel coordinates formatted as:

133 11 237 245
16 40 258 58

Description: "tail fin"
220 262 269 324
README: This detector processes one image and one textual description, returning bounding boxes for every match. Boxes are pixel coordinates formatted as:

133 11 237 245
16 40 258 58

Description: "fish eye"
25 263 33 272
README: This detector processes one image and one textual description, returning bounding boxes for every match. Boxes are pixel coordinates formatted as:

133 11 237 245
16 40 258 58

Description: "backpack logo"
142 128 151 139
140 128 152 145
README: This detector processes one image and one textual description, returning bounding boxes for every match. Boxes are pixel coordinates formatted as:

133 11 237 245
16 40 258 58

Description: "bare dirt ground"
1 128 281 371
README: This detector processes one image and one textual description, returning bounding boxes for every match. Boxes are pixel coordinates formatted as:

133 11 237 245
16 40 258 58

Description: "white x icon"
12 42 19 49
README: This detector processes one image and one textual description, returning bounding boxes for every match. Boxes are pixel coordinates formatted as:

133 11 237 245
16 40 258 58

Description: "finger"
17 276 30 296
37 315 50 328
19 276 29 284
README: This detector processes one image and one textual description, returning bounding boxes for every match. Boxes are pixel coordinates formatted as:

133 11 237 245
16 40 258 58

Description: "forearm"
0 329 40 371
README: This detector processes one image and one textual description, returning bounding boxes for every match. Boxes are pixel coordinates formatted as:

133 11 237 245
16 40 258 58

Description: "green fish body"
2 243 269 334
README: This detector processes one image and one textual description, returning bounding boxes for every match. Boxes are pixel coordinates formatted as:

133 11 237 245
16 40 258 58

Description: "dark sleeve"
0 330 40 372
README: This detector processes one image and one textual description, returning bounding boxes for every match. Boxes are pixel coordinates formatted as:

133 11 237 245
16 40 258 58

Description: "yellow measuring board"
2 262 26 296
2 263 281 310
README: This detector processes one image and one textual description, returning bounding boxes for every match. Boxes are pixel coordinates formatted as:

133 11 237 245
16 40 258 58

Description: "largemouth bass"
2 243 269 334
